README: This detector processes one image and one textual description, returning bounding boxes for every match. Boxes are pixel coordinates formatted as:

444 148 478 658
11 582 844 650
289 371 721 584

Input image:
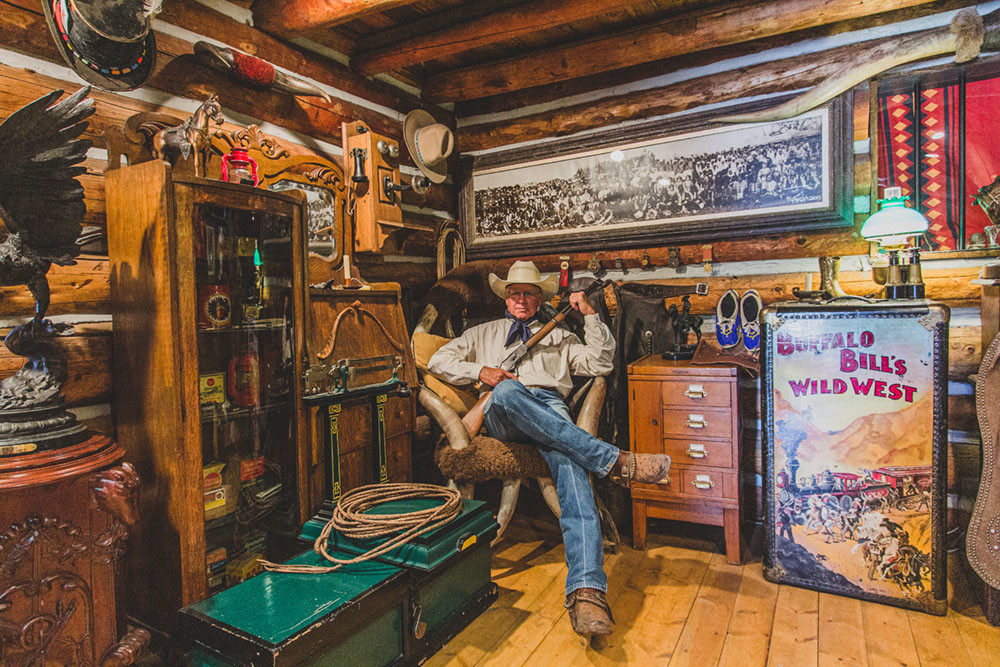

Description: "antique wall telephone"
343 121 406 253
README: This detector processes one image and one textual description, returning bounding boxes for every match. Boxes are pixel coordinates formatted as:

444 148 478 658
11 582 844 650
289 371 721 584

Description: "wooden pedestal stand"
0 435 149 665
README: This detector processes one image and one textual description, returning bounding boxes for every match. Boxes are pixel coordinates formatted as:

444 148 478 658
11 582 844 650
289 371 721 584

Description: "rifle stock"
461 391 491 437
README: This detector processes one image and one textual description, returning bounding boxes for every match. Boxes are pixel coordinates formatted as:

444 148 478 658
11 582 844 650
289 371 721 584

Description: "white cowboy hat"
403 109 453 184
488 261 559 300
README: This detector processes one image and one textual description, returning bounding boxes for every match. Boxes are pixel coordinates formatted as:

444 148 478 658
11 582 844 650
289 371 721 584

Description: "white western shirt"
426 314 615 398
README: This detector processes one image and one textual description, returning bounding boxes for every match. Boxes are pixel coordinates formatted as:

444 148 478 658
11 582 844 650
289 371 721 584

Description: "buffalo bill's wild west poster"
761 301 948 614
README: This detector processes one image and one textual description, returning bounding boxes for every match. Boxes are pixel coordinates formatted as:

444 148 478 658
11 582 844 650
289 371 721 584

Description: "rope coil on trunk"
262 483 462 574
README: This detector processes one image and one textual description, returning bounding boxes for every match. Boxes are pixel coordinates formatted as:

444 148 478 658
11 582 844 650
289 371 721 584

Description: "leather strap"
608 452 635 489
968 332 1000 589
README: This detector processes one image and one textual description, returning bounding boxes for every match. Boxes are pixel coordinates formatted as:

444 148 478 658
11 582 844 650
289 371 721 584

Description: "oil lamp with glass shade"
861 186 930 299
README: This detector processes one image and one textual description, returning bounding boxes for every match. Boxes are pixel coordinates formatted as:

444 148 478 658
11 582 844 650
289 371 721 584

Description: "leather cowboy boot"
565 587 614 637
608 451 671 487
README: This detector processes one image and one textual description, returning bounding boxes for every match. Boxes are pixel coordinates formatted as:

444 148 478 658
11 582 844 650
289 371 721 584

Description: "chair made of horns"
417 375 607 543
412 260 618 544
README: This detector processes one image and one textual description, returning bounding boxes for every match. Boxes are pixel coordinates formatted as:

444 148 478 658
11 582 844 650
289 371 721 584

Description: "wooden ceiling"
249 0 979 111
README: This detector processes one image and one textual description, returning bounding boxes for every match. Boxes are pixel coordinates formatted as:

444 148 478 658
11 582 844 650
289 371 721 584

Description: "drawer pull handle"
684 384 706 399
692 475 715 490
686 444 707 459
686 414 707 429
658 475 671 486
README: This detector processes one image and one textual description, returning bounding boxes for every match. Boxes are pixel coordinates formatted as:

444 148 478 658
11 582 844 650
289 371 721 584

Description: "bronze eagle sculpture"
0 86 95 414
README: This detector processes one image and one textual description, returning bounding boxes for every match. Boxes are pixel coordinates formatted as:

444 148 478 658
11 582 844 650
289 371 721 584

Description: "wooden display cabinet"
627 356 747 564
105 160 310 634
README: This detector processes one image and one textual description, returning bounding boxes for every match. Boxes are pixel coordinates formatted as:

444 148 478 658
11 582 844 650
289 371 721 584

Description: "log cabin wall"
0 0 991 528
0 0 452 437
450 0 997 526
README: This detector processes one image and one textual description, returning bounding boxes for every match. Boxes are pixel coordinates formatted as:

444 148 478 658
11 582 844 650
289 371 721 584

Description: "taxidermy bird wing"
0 86 96 264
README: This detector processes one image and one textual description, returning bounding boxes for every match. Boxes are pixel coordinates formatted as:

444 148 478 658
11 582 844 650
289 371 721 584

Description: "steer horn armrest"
418 385 472 451
575 376 606 437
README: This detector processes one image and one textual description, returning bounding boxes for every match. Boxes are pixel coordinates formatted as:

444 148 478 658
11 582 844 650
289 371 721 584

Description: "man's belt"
619 282 709 298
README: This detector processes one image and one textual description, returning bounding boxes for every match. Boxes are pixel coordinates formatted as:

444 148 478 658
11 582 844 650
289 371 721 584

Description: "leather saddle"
968 332 1000 590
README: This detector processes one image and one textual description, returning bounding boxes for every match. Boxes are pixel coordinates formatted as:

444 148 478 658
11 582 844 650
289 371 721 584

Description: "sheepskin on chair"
435 435 551 483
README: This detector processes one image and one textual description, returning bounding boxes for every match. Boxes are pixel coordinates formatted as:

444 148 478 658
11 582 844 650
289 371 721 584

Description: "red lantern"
221 147 258 186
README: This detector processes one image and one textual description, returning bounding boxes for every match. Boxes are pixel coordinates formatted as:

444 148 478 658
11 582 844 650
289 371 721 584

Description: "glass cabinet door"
193 203 297 595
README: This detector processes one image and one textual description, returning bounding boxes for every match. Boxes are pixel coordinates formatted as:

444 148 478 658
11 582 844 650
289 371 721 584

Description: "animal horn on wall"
193 41 332 102
717 8 995 124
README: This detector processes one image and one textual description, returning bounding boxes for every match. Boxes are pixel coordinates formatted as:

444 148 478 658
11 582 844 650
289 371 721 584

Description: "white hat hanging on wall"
42 0 161 91
403 109 454 185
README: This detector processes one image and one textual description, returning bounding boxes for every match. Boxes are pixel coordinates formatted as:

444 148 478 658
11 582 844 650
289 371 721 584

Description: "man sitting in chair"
427 260 671 638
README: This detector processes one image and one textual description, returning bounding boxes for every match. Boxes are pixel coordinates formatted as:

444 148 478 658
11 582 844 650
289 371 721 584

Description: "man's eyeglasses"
506 290 542 301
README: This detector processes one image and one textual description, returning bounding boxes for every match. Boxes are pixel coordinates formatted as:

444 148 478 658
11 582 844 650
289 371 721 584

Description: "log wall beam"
455 0 974 118
352 0 629 76
253 0 421 38
424 0 940 102
457 39 864 152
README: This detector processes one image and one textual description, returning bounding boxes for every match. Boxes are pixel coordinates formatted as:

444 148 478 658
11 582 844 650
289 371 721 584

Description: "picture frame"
459 94 853 258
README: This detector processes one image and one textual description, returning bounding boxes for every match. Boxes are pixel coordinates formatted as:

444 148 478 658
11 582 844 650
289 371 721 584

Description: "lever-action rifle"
460 270 610 437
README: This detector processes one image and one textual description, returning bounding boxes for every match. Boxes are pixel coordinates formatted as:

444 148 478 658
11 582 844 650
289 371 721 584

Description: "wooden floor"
427 515 1000 666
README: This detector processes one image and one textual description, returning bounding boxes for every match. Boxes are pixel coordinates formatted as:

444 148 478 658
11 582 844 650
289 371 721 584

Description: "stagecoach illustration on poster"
761 300 948 615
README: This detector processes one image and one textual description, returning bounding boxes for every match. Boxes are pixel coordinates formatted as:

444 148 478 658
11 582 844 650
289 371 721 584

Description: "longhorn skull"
718 8 998 123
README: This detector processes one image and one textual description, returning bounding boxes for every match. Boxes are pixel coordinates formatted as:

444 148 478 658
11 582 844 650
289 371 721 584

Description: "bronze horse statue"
151 94 224 177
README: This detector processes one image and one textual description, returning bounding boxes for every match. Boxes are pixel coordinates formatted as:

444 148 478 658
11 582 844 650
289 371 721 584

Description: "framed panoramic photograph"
459 94 853 258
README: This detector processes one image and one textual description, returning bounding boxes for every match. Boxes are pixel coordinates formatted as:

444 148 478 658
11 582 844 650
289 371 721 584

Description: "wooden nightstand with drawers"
627 355 746 564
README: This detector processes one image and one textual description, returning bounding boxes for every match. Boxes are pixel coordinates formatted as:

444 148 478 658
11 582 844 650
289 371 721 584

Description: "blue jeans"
483 380 620 595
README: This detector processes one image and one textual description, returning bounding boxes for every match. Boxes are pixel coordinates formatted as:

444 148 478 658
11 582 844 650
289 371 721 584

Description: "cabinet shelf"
200 401 289 424
197 319 288 334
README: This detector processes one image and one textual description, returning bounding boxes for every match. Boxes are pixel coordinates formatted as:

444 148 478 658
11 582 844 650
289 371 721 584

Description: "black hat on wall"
42 0 160 92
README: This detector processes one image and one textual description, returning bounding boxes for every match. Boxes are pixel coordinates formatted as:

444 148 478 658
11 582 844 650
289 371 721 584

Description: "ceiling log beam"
455 0 975 118
253 0 421 38
456 39 876 153
351 0 631 76
424 0 941 102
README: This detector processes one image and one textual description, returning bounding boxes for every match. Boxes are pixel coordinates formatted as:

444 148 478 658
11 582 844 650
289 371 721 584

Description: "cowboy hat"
43 0 159 92
403 109 453 184
489 261 559 300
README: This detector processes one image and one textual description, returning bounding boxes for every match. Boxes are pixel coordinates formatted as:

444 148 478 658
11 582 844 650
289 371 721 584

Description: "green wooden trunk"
301 497 500 660
180 499 499 665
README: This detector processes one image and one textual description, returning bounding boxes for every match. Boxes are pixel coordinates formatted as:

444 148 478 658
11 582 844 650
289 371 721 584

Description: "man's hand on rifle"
569 290 596 315
479 366 517 387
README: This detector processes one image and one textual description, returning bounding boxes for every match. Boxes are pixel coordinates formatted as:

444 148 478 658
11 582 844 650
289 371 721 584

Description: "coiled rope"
262 483 463 574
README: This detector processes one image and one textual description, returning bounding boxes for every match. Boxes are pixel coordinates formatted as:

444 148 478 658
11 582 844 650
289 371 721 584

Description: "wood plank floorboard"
430 516 1000 666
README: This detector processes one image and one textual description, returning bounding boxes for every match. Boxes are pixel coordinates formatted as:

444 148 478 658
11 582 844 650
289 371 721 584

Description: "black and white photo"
460 97 852 257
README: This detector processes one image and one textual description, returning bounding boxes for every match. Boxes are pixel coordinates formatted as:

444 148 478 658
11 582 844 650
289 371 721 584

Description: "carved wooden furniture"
105 160 310 635
627 356 745 564
210 124 353 285
300 286 416 518
0 435 149 665
107 115 352 287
